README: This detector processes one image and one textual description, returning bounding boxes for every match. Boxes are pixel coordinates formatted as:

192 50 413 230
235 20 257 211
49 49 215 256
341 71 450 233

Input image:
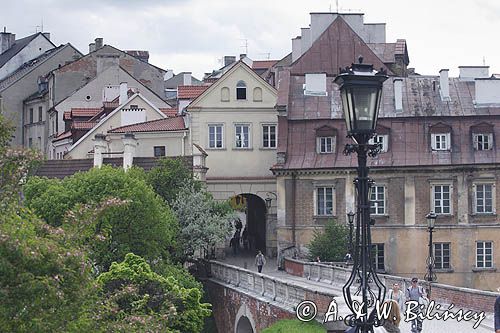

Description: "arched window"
221 87 230 102
236 80 247 100
253 87 262 102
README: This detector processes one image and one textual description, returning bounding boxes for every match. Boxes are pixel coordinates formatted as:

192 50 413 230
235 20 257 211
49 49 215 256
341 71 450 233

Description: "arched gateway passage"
236 316 254 333
230 193 267 254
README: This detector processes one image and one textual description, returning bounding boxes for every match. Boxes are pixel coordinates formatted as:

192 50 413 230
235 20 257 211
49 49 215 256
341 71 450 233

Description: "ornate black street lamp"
425 212 438 296
334 56 388 333
347 211 355 253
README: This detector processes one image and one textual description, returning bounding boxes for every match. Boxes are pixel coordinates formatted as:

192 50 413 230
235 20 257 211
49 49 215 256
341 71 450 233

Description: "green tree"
24 166 179 271
171 184 235 261
307 219 349 262
262 319 326 333
91 253 211 333
146 157 201 205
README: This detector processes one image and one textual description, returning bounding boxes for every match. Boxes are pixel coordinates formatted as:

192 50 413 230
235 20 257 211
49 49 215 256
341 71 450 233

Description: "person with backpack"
405 277 428 333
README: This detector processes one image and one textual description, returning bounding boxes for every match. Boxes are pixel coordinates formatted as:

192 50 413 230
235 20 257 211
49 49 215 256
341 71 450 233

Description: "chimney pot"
119 82 128 105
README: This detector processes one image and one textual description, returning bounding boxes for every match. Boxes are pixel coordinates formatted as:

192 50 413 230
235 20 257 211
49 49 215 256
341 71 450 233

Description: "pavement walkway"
219 254 495 332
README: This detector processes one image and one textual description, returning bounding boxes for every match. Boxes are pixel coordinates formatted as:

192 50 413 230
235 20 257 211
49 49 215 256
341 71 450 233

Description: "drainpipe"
291 172 297 248
181 131 186 156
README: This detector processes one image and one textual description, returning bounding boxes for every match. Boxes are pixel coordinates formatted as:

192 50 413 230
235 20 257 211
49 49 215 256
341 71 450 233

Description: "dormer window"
369 135 388 153
315 125 337 154
473 133 493 151
430 123 452 151
317 136 334 153
236 80 247 100
431 133 450 150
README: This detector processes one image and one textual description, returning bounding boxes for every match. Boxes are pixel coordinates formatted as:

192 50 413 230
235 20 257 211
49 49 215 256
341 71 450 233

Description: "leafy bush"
146 157 201 205
307 219 349 262
262 319 326 333
24 166 179 270
0 208 96 332
92 253 211 333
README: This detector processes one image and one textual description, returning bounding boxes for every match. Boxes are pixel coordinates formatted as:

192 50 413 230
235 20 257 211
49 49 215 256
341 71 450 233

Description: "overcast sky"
1 0 499 79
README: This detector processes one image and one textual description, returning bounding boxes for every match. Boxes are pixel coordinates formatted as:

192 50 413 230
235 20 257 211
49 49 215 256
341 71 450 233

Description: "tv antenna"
240 38 248 54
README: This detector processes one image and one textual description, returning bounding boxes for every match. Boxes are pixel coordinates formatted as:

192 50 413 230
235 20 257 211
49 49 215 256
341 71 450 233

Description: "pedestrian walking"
495 287 500 333
255 250 266 273
388 282 405 312
405 277 428 333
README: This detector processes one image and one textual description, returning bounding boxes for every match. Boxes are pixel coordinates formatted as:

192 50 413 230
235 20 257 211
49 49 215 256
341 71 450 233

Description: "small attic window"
236 80 247 100
304 73 327 96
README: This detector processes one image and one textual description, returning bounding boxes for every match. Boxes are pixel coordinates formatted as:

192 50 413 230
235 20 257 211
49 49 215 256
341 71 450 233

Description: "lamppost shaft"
427 226 434 297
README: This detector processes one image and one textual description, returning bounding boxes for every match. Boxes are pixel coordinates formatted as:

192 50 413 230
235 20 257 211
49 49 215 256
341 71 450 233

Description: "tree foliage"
172 184 235 260
146 157 202 205
307 219 349 262
24 166 179 270
91 253 211 333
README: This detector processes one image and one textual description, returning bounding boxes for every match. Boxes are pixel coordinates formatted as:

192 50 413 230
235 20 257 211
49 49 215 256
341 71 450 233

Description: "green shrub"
307 219 349 262
262 319 326 333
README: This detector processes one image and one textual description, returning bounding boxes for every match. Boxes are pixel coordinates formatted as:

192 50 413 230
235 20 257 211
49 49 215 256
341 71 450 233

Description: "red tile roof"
71 108 102 117
177 85 210 99
71 121 97 130
252 60 278 69
108 116 186 133
160 108 178 117
53 130 72 142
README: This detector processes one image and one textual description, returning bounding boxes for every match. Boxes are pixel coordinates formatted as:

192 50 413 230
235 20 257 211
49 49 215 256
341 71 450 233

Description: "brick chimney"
94 37 103 49
0 28 15 55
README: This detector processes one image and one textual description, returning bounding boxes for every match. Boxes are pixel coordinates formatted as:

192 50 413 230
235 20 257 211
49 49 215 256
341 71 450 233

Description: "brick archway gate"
234 303 256 333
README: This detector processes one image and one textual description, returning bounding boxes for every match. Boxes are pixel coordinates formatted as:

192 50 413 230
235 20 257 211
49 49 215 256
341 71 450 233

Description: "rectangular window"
473 134 492 151
371 244 385 271
475 184 494 214
153 146 166 157
262 124 277 148
208 124 223 148
432 184 451 214
235 124 250 148
431 133 450 150
433 243 450 269
370 185 386 215
38 106 43 122
476 241 493 268
317 136 334 154
28 138 32 147
369 135 388 152
37 137 41 149
29 108 33 123
316 187 334 216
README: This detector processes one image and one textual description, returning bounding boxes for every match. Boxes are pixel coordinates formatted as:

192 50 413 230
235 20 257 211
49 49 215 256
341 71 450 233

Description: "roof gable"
68 93 166 153
188 61 277 109
290 16 393 76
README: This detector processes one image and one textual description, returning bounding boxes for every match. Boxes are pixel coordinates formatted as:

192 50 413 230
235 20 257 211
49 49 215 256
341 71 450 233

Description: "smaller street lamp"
425 212 438 296
265 192 277 209
347 211 355 253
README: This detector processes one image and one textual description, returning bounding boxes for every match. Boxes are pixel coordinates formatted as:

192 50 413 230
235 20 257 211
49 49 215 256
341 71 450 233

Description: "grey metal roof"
164 72 202 89
0 33 53 68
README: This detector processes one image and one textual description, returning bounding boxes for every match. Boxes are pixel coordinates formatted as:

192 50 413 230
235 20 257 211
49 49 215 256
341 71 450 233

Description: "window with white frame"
235 124 250 148
474 183 494 214
369 135 388 152
433 243 450 269
476 241 493 268
236 80 247 100
316 136 334 154
371 243 385 271
431 133 450 151
316 187 334 216
432 184 452 214
262 124 276 148
473 133 493 151
370 185 386 215
208 124 223 149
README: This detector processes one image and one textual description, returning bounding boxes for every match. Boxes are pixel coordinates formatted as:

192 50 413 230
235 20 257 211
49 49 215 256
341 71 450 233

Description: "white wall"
0 34 54 80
